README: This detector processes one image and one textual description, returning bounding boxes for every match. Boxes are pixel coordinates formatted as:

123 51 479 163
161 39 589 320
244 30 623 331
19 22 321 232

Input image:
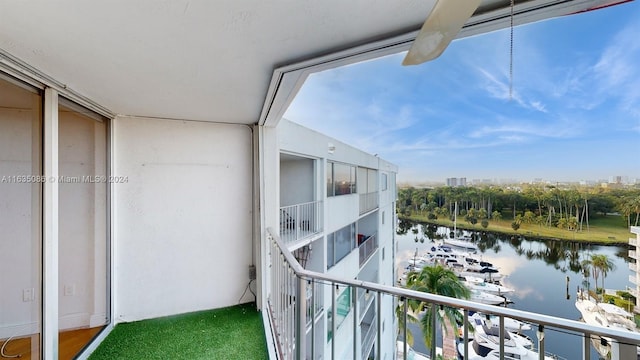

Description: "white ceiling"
0 0 624 124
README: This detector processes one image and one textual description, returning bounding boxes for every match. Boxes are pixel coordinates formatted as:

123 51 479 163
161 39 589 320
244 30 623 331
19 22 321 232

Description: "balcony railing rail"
265 227 640 360
359 192 379 214
280 200 323 245
358 233 378 266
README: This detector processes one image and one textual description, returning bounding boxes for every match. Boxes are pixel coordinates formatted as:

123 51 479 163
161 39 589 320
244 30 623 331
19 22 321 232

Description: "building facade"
630 226 640 311
272 120 398 359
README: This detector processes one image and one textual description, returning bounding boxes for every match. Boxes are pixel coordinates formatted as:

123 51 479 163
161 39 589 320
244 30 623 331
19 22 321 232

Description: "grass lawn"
403 213 632 245
89 303 267 360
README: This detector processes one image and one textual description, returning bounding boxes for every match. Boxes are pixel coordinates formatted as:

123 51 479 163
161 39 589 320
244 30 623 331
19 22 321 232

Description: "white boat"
456 269 504 282
466 312 532 334
457 316 557 359
445 202 479 253
396 340 441 360
469 289 508 305
462 275 514 296
575 289 640 356
443 238 479 253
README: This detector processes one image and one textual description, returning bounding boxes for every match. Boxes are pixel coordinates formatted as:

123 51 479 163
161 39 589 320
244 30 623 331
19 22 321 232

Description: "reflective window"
327 223 356 269
327 162 356 196
0 74 42 359
58 99 109 359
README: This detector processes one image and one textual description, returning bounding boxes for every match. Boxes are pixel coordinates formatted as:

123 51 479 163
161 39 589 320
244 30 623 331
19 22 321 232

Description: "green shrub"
613 298 634 313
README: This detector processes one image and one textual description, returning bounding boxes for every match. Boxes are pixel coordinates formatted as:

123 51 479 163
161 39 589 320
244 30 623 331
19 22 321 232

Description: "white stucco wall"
113 116 253 322
275 118 399 360
280 156 314 206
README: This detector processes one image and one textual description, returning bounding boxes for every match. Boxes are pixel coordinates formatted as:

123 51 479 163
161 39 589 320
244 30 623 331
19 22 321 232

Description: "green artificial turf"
89 303 268 360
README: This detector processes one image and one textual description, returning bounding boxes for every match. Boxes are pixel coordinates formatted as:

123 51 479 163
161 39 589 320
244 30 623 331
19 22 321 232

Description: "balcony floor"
89 303 267 360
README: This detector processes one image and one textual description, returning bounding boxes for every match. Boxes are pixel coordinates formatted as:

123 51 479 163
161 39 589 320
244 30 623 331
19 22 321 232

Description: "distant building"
446 177 466 187
609 176 621 184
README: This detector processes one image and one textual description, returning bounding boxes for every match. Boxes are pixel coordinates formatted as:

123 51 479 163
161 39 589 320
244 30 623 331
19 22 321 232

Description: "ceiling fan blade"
403 0 481 66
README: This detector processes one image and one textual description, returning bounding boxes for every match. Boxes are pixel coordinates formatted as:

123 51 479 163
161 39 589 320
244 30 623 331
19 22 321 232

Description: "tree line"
397 184 640 230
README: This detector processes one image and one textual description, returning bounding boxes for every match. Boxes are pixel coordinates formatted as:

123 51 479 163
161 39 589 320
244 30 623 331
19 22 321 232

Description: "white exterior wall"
275 119 398 360
280 157 314 206
113 116 254 322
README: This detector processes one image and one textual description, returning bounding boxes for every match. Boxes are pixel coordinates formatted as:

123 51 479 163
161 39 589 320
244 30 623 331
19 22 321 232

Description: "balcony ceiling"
0 0 623 124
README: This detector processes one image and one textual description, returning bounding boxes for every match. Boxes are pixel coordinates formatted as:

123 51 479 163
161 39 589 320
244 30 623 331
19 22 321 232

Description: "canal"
396 220 633 359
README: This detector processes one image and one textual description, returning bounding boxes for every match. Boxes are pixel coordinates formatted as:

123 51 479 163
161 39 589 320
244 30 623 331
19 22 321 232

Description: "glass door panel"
0 74 42 360
58 99 109 359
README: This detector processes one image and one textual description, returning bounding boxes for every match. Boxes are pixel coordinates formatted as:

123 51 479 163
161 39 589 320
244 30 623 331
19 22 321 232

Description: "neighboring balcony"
359 192 379 214
358 233 378 266
280 200 323 246
630 237 638 247
630 250 637 260
630 275 638 286
629 262 637 272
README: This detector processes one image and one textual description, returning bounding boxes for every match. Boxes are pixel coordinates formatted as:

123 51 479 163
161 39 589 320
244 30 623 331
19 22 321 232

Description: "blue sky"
284 2 640 184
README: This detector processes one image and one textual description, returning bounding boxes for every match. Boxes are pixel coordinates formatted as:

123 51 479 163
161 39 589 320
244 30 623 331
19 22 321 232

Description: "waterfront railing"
265 228 640 360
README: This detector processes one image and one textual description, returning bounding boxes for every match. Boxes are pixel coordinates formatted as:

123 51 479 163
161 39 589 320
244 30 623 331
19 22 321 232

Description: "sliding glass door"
58 100 110 359
0 74 42 359
0 71 111 359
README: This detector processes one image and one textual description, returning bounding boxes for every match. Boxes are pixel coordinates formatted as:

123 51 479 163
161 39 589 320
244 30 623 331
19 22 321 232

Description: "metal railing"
360 314 377 359
265 228 640 360
359 192 379 214
305 281 323 328
357 287 375 320
358 233 378 266
280 200 323 245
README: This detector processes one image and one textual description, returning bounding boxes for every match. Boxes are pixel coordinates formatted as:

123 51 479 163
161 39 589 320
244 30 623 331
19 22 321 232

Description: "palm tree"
405 265 471 359
590 254 616 294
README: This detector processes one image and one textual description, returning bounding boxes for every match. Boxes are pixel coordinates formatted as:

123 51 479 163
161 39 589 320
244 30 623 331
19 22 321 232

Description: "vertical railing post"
296 204 300 242
376 292 381 360
499 315 505 360
311 280 315 360
538 325 545 360
296 276 306 360
430 303 437 360
403 297 408 360
463 309 469 360
353 286 358 359
331 284 336 360
582 332 591 360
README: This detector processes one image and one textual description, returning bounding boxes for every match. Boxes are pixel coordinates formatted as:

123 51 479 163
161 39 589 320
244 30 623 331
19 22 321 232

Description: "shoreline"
399 214 632 247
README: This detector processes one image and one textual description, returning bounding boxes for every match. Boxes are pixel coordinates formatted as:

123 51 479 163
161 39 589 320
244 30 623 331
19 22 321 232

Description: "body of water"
396 220 633 359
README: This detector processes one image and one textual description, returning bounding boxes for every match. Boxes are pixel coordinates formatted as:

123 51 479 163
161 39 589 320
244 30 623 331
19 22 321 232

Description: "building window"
327 161 356 197
327 223 356 268
381 173 388 191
